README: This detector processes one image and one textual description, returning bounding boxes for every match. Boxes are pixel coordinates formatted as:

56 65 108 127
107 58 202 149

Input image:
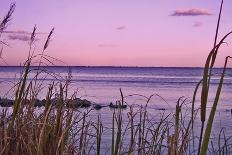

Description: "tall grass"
197 0 232 154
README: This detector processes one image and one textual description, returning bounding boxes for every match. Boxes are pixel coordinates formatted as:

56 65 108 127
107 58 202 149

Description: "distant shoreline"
0 66 230 69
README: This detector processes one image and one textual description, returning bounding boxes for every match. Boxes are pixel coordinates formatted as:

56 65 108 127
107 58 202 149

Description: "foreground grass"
0 81 232 155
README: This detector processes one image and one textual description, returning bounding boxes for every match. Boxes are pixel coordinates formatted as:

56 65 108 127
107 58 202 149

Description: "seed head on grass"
27 25 37 59
29 25 37 47
0 3 15 33
43 27 55 51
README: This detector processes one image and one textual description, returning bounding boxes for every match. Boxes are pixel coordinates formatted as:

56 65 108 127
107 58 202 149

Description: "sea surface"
0 66 232 152
0 66 231 108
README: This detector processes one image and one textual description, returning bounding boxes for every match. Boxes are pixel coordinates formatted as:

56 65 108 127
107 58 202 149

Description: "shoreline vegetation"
1 1 232 155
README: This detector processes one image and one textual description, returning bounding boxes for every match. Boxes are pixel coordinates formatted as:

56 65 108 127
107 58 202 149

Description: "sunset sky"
0 0 232 67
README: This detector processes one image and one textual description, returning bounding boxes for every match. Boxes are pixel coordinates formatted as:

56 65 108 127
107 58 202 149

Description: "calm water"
1 66 232 109
0 66 232 152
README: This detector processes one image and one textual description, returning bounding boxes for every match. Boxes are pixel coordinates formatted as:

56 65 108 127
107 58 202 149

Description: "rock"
32 98 59 107
0 99 14 107
81 99 91 108
156 108 166 111
34 99 44 107
109 102 127 109
93 104 103 110
19 99 44 107
42 99 46 104
66 98 91 108
48 98 65 106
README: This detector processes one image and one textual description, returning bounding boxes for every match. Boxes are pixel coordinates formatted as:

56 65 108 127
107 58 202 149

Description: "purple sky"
0 0 232 67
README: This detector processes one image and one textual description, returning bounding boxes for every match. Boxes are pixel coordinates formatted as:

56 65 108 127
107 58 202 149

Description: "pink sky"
0 0 232 67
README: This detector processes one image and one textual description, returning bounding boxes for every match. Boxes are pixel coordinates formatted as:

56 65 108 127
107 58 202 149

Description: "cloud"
3 30 31 35
193 21 203 27
8 34 31 41
170 8 213 16
116 26 126 30
4 29 43 42
97 44 117 48
3 29 46 35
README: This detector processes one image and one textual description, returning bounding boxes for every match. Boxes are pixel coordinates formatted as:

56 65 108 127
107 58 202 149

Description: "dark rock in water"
81 99 91 108
37 98 63 107
34 99 44 107
66 98 91 108
225 109 232 115
94 104 103 110
48 98 65 106
109 102 127 109
225 109 232 113
109 102 116 108
42 99 46 104
0 99 14 107
21 99 44 107
0 97 92 109
156 108 166 111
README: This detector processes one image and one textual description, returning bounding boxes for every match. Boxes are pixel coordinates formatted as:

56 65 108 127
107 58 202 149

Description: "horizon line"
0 65 229 69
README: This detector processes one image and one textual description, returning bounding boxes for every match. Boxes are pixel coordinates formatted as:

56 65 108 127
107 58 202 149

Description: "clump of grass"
196 0 232 154
0 5 80 154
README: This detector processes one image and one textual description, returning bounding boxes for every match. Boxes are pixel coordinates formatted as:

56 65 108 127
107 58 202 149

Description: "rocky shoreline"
0 97 128 110
1 97 231 114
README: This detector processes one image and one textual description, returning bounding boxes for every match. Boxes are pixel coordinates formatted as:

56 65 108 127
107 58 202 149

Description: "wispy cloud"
3 30 31 35
97 44 117 48
8 34 31 41
170 8 213 16
116 26 126 30
193 21 203 27
3 29 46 35
4 29 43 42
